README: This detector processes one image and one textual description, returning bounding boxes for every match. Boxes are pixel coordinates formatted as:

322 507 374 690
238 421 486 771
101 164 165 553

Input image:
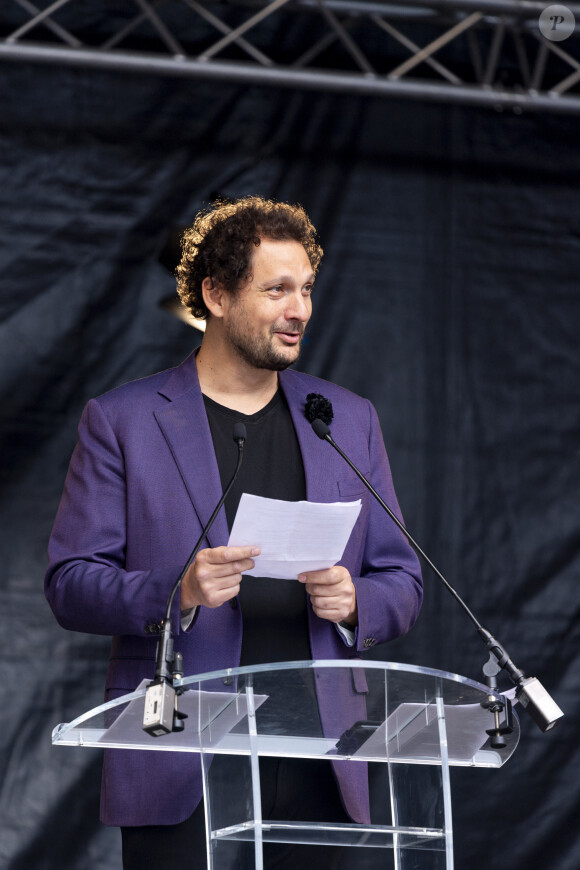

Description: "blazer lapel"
279 370 337 504
152 361 335 550
153 353 230 549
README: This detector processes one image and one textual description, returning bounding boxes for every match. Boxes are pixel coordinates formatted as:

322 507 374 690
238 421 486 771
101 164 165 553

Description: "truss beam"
1 0 580 114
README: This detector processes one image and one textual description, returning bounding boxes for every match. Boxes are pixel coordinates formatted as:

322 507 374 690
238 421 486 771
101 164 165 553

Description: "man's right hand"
180 546 260 611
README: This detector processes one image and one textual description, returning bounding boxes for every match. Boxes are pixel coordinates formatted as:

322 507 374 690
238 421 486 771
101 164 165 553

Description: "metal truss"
1 0 580 114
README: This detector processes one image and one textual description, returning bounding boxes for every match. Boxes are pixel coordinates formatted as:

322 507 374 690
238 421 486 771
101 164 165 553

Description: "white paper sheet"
227 493 362 580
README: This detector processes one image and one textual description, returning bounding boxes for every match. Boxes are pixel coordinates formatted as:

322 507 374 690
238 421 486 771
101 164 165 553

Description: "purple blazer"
45 352 422 826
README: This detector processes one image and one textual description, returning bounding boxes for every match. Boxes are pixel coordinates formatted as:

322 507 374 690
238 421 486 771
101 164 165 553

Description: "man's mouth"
273 322 304 345
274 330 302 345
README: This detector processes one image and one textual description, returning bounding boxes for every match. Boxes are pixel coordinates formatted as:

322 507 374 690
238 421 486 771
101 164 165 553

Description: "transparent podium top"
52 659 519 768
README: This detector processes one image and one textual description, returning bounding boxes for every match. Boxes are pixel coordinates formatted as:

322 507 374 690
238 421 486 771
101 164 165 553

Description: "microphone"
143 423 247 736
305 393 564 734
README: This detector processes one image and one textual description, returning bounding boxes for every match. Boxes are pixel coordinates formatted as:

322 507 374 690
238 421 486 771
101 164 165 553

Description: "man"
45 196 422 868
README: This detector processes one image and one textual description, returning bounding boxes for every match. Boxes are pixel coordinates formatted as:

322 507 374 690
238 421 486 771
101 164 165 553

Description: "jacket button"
222 676 234 686
145 623 161 635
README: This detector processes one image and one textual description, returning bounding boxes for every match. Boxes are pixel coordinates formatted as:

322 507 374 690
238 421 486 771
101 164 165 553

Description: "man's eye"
303 285 314 296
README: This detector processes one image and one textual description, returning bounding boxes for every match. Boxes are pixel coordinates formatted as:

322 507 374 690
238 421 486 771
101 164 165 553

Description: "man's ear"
201 277 226 319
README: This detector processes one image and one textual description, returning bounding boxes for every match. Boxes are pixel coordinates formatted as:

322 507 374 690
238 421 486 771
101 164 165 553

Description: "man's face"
221 238 314 371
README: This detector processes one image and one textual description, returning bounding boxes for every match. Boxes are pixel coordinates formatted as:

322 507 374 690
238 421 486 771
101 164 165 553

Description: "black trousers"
122 756 349 870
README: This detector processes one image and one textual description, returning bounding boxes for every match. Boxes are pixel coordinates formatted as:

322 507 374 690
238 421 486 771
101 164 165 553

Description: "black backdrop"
1 56 579 870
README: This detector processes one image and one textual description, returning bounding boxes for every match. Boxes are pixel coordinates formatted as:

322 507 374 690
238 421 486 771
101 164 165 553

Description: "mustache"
272 322 305 336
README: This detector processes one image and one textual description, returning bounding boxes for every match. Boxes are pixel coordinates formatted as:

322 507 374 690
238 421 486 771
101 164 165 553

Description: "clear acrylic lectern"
52 660 519 869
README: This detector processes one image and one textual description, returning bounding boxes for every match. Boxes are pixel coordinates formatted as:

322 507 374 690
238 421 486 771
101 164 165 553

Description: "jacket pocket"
338 472 371 499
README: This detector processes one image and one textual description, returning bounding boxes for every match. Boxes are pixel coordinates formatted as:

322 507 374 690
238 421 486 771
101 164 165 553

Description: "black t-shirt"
203 390 312 666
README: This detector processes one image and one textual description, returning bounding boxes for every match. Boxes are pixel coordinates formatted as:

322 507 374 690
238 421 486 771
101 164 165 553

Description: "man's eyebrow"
260 273 315 285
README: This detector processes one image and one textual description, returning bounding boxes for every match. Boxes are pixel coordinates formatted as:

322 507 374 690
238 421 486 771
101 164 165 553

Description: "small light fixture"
158 226 206 332
159 295 206 333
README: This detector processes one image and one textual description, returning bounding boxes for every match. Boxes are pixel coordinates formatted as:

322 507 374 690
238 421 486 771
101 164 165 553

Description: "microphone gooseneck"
163 422 246 625
143 424 246 736
305 393 564 733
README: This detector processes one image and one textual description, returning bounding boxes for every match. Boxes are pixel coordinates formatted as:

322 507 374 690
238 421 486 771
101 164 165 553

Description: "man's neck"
196 336 280 415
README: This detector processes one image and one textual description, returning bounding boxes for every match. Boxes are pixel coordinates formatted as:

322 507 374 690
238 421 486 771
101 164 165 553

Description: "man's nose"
285 290 311 322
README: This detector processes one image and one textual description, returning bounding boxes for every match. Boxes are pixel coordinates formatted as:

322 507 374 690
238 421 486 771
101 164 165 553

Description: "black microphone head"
311 417 331 439
232 422 246 445
305 393 334 425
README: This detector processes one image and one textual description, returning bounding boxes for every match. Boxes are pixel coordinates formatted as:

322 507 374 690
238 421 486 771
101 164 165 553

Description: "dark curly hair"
176 196 323 320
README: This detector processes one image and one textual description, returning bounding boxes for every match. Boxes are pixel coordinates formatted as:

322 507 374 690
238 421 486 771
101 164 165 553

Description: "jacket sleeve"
349 400 423 652
44 398 183 637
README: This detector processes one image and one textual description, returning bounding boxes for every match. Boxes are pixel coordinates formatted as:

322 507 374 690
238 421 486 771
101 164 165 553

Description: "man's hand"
298 566 358 626
181 546 260 610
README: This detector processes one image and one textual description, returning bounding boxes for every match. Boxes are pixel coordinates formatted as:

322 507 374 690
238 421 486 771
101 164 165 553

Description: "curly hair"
176 196 323 320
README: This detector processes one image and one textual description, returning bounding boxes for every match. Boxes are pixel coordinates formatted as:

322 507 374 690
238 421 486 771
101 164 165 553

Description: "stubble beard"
227 324 304 371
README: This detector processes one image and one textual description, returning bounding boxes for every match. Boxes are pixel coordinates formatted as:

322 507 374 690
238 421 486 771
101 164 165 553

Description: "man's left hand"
298 566 357 626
